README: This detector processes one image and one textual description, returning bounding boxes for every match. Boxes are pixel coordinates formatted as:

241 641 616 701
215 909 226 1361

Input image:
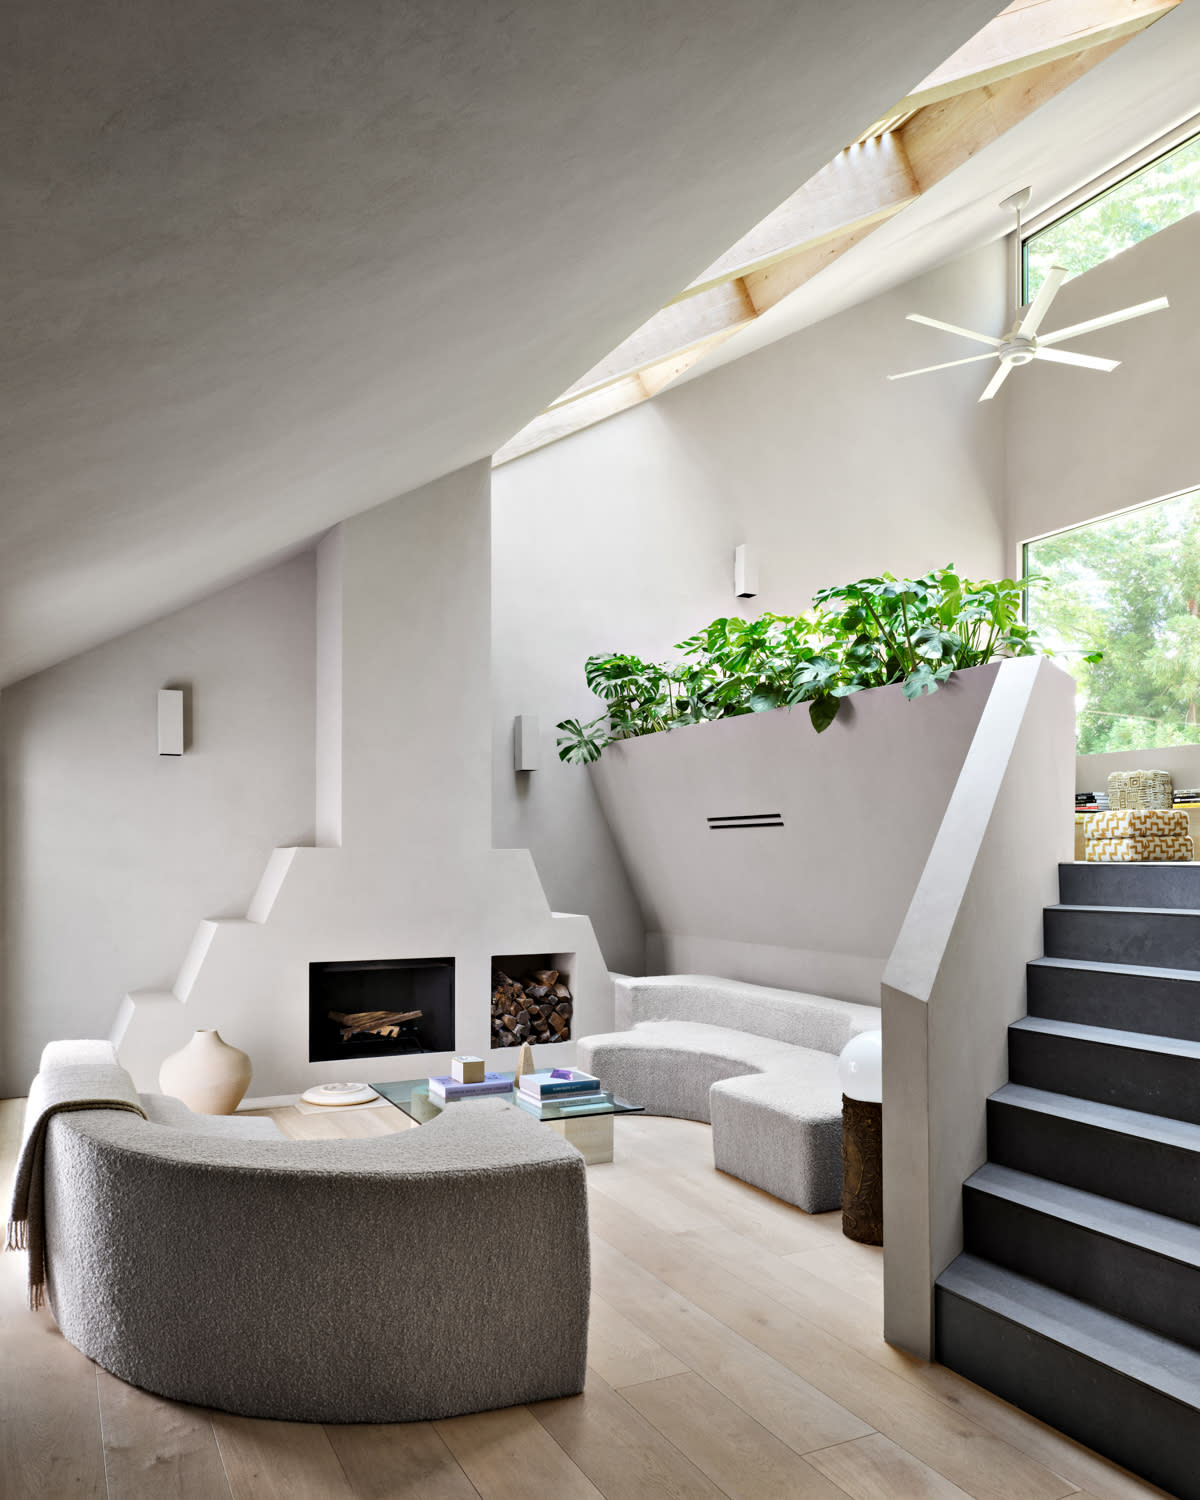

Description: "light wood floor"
0 1097 1173 1500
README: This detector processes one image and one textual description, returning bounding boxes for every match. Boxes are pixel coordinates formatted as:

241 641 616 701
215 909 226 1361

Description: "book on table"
518 1068 601 1100
514 1089 611 1119
428 1072 513 1100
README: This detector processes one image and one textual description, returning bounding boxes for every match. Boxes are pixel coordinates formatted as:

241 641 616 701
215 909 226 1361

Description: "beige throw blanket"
6 1062 146 1309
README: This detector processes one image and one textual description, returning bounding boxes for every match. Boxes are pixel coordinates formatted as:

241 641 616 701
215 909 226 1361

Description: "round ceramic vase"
159 1029 252 1115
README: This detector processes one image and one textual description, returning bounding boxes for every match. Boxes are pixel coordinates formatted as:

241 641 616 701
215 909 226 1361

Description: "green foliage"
556 567 1050 764
1027 491 1200 754
1026 133 1200 298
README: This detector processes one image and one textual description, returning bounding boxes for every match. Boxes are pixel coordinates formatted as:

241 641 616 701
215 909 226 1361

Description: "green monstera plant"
556 566 1069 765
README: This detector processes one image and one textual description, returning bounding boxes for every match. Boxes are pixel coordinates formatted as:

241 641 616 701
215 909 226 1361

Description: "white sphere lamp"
838 1029 882 1103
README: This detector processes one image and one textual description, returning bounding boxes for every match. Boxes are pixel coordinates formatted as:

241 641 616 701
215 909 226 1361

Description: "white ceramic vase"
158 1029 252 1115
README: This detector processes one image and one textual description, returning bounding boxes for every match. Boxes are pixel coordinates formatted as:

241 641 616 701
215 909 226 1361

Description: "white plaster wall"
1006 211 1200 563
113 463 611 1099
883 657 1075 1356
589 665 999 1004
492 242 1008 974
0 554 316 1096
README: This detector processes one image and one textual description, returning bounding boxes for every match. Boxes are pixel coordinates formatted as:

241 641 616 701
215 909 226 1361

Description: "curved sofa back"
43 1097 589 1423
618 974 879 1055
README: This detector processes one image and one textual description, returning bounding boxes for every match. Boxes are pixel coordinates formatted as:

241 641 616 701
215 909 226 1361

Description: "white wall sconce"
734 543 758 599
157 688 185 756
513 714 540 772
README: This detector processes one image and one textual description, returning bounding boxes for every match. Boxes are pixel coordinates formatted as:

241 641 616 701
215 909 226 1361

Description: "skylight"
495 0 1181 466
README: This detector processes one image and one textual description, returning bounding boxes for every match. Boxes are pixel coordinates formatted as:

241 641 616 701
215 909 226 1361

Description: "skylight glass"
1025 131 1200 299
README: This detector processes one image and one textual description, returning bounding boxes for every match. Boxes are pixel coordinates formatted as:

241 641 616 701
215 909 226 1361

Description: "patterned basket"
1107 769 1173 810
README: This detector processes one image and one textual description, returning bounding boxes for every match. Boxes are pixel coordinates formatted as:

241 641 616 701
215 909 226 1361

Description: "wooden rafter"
494 0 1181 466
551 280 756 408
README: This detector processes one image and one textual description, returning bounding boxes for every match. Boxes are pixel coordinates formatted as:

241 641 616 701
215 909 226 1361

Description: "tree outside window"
1025 133 1200 300
1026 491 1200 753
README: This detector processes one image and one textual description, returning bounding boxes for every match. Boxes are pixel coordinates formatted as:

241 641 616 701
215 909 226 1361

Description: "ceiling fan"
888 187 1169 402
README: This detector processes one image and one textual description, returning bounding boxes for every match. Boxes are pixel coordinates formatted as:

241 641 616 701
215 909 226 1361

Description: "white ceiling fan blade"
1033 348 1120 372
1039 296 1169 347
1017 266 1066 337
888 352 1000 381
978 362 1014 402
907 313 1003 347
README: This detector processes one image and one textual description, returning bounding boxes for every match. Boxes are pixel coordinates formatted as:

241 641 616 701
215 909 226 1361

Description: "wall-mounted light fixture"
734 543 758 599
513 714 540 772
158 688 185 756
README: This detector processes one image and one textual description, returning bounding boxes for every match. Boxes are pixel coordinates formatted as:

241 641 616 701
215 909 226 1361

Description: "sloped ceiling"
0 0 1005 685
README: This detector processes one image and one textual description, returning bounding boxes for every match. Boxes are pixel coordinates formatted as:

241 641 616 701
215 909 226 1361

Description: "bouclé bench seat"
577 975 879 1212
23 1043 590 1423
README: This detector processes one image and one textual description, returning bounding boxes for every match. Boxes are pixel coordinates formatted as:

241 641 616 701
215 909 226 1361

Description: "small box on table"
451 1054 485 1084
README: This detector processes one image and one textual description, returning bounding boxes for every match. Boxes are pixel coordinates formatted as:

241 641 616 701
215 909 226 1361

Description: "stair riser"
988 1098 1200 1226
1027 961 1200 1042
963 1185 1200 1351
1009 1027 1200 1124
1045 906 1200 971
936 1286 1200 1500
1060 861 1200 910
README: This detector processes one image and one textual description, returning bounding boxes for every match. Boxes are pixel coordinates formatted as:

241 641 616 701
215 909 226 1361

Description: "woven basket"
1107 769 1173 810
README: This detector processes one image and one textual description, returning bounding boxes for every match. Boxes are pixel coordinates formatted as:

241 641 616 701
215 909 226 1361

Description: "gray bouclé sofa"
578 974 879 1212
31 1049 590 1422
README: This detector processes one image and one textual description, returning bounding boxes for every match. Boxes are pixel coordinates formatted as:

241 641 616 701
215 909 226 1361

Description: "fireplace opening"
308 957 455 1062
491 952 575 1049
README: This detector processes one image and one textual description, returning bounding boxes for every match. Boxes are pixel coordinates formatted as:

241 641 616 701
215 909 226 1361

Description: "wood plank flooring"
0 1097 1173 1499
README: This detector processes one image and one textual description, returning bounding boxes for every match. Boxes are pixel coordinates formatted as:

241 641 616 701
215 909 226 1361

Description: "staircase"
936 861 1200 1500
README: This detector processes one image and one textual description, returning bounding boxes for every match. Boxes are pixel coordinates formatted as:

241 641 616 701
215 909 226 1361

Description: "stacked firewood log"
491 968 572 1046
329 1009 422 1041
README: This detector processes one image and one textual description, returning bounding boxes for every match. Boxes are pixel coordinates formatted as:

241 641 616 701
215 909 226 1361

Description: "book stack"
514 1067 603 1117
429 1056 515 1100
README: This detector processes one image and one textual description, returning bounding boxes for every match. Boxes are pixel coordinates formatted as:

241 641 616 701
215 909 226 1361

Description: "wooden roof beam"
550 279 756 408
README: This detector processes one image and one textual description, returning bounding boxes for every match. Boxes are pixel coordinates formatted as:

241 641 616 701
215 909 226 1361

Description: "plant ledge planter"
589 662 1004 1004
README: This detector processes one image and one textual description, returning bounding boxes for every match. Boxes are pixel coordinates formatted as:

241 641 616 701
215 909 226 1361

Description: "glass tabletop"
372 1072 644 1126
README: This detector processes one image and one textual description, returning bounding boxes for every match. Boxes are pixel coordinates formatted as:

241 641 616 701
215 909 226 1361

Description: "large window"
1025 490 1200 753
1024 130 1200 300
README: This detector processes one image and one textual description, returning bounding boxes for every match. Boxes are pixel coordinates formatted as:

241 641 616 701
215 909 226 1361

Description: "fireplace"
308 957 455 1062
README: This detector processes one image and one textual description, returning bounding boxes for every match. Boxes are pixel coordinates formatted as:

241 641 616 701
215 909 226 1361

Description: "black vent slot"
707 813 784 830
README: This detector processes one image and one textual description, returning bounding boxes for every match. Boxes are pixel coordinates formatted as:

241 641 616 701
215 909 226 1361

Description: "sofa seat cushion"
578 1021 835 1124
709 1068 844 1212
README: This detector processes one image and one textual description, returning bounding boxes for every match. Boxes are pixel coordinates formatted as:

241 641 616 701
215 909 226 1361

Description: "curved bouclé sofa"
578 974 879 1212
38 1062 590 1422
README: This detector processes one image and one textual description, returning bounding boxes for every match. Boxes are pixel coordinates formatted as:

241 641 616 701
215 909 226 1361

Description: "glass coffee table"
373 1073 642 1164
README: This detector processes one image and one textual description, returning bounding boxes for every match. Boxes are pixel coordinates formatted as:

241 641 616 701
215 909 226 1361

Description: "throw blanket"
6 1061 146 1309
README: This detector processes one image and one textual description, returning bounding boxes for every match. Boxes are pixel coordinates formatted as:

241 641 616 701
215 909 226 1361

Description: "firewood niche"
491 955 574 1047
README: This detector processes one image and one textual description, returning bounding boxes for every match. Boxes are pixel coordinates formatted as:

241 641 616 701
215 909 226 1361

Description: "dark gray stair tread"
991 1083 1200 1153
967 1162 1200 1269
1048 903 1200 918
937 1253 1200 1408
1030 954 1200 984
1059 862 1200 911
1011 1014 1200 1061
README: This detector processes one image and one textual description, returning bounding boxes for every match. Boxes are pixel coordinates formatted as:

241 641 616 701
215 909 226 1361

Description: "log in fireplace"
308 957 455 1062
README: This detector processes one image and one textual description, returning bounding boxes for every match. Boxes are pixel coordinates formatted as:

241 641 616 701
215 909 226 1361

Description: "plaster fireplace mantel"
112 461 611 1098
